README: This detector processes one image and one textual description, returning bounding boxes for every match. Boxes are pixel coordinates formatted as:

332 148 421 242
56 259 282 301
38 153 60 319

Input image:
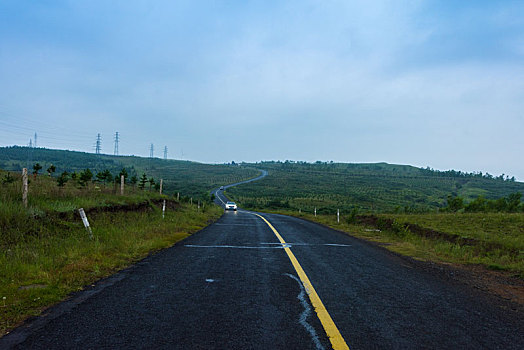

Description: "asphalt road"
2 171 522 349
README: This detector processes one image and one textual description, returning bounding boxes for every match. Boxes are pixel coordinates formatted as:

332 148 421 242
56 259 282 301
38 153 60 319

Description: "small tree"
119 168 128 180
138 173 148 190
33 163 42 178
148 177 155 191
446 195 464 212
488 197 508 212
130 175 138 188
46 165 56 177
78 169 93 188
2 172 15 185
57 171 69 188
103 170 113 184
465 196 487 213
507 192 521 212
96 171 106 185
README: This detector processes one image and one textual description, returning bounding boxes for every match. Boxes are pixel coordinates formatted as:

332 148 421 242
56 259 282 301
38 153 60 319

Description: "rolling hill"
226 161 524 213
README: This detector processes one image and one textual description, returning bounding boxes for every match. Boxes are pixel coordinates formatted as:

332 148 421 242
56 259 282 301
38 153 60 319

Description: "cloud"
0 0 523 178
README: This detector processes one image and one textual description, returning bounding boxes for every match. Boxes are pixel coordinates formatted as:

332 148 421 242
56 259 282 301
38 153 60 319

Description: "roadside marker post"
314 207 317 217
159 179 163 195
120 175 124 195
337 209 340 223
78 208 93 239
162 200 166 219
22 168 28 208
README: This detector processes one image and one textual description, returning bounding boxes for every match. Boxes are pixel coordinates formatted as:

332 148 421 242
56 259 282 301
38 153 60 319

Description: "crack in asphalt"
284 273 325 350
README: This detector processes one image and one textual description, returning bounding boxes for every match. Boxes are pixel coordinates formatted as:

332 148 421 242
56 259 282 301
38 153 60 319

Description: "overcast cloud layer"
1 1 523 179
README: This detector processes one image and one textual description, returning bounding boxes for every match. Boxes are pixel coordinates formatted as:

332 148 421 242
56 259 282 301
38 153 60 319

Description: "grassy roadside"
257 209 524 278
1 170 224 337
0 202 223 337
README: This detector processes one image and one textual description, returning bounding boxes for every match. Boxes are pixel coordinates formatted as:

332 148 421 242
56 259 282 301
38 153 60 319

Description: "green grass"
0 169 224 336
379 212 524 253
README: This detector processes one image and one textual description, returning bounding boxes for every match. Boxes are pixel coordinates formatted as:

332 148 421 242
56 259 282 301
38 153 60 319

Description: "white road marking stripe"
214 223 259 226
185 243 351 249
184 244 288 249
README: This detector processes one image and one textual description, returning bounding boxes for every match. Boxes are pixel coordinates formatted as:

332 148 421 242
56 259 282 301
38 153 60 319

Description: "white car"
225 201 237 211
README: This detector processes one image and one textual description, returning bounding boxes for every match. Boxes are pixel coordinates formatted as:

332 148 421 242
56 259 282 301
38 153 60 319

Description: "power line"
0 118 93 140
114 132 119 156
95 133 102 155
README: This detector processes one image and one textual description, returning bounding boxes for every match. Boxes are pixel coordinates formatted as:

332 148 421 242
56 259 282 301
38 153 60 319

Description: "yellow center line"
253 213 350 350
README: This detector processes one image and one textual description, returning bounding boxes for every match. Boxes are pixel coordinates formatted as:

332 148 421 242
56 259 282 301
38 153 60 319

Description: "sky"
0 0 523 179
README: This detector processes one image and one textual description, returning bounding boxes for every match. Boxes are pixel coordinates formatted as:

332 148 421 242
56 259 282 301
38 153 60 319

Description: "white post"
299 208 301 214
177 192 180 201
314 207 317 217
162 200 166 219
198 200 200 209
337 209 340 223
159 179 163 195
78 208 93 239
190 197 192 205
22 168 28 208
120 175 124 195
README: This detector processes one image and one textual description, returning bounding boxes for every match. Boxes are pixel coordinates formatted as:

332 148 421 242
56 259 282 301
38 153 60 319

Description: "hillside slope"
0 146 259 198
227 161 524 212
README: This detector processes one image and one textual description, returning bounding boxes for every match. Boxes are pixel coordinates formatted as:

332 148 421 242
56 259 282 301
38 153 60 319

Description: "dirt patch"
52 200 181 220
150 199 180 211
85 201 153 215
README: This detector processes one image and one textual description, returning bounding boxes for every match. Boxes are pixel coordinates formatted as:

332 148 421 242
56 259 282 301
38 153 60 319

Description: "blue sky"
1 0 523 179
